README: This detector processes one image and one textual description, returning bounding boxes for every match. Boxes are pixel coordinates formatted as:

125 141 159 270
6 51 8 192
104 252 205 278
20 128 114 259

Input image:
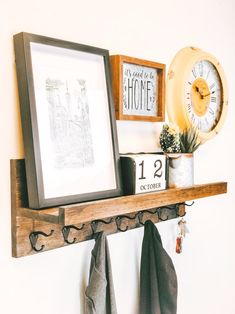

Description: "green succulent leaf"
159 124 200 153
179 127 200 153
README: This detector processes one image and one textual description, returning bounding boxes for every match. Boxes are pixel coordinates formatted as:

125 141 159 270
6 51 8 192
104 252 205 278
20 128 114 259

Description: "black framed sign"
14 32 122 209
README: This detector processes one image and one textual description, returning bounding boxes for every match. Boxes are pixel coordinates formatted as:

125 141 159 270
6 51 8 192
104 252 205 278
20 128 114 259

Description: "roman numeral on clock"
211 96 217 102
192 68 197 78
206 70 210 80
209 107 215 115
199 62 203 76
191 113 196 123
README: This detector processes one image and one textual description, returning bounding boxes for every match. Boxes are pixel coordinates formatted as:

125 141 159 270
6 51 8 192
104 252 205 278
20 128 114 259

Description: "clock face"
167 47 228 142
185 60 223 133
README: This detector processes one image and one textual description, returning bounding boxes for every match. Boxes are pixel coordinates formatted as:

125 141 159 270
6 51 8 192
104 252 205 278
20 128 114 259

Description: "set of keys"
175 218 188 254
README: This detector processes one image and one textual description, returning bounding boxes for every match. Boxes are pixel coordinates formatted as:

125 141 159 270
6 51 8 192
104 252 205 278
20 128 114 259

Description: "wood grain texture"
18 207 61 224
11 159 227 257
60 181 227 225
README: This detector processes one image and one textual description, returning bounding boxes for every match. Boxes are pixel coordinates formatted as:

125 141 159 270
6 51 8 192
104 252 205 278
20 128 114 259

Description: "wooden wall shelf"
11 159 227 257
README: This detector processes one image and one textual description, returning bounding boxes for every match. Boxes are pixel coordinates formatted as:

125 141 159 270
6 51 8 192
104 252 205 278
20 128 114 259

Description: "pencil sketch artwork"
45 78 94 169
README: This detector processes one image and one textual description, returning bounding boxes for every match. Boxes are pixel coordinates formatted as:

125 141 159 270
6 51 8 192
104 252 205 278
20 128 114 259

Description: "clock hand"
195 86 204 99
195 86 202 96
195 86 200 94
202 90 215 98
202 92 210 98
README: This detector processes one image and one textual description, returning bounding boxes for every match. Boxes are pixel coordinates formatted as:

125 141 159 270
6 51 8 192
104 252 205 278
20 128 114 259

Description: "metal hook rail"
28 203 191 252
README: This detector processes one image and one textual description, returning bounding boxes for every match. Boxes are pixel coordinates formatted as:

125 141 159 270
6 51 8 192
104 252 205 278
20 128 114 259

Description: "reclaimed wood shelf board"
11 159 227 257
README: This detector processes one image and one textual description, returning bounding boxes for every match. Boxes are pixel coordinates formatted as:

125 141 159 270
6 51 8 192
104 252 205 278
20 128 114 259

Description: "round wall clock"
166 47 228 142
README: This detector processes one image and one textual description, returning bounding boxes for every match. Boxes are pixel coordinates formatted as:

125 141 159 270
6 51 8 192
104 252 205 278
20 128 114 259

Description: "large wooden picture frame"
14 32 122 209
110 55 165 122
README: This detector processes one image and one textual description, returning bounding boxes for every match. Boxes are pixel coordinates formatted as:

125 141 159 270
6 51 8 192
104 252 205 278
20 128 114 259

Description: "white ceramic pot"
167 153 194 188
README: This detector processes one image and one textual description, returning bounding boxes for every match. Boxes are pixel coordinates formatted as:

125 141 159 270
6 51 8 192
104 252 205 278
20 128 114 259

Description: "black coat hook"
115 216 128 232
62 224 85 244
90 218 113 235
115 213 138 232
157 208 169 221
138 209 158 226
29 230 54 252
176 202 193 217
178 211 187 217
184 201 195 207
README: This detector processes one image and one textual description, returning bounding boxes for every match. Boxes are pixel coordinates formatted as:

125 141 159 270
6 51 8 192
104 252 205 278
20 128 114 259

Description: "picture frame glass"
30 42 117 199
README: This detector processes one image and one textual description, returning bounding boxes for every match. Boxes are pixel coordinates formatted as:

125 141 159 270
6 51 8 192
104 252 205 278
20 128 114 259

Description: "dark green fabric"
140 220 178 314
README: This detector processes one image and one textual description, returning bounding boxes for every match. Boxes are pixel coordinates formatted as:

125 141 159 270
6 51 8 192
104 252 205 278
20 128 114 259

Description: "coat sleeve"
140 220 178 314
85 232 117 314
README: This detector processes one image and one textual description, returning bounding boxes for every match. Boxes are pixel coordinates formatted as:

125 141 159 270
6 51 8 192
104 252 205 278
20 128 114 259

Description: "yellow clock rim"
166 46 228 143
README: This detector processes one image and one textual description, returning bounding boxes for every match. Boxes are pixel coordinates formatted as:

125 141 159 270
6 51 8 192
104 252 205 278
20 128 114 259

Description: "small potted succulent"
159 124 200 188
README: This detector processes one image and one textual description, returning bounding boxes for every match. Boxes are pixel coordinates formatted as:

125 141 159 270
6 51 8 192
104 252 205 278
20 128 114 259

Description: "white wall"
1 0 235 313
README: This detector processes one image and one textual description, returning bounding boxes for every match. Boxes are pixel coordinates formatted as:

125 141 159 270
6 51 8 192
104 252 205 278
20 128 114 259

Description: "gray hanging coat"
140 220 178 314
85 232 117 314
